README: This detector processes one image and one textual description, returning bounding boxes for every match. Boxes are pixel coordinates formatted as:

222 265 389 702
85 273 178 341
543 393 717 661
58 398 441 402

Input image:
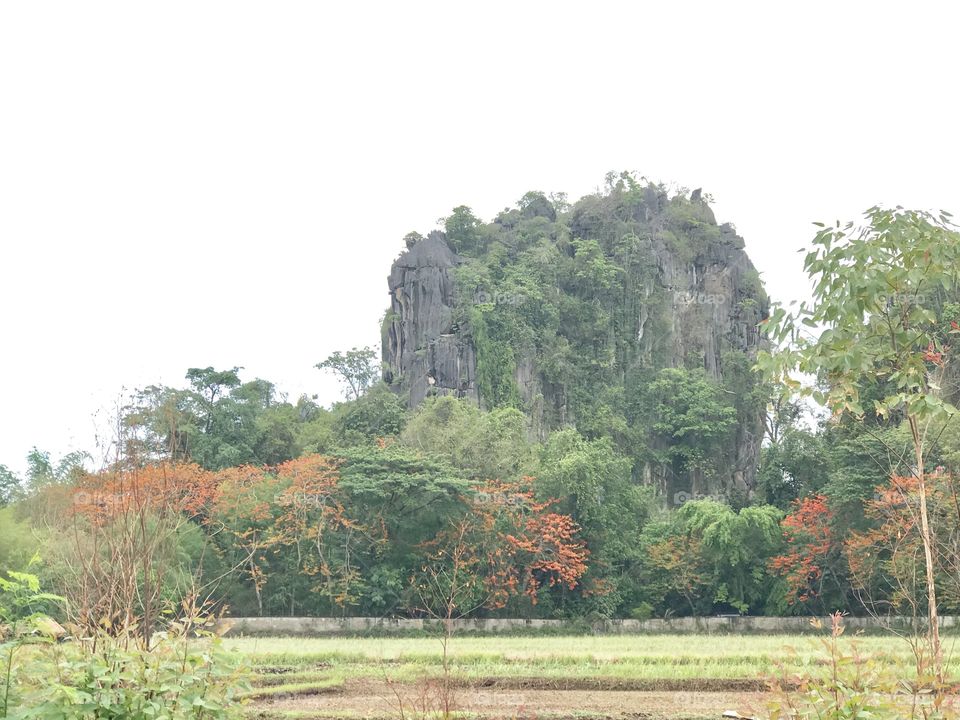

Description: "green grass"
241 676 345 700
232 634 960 718
229 632 960 686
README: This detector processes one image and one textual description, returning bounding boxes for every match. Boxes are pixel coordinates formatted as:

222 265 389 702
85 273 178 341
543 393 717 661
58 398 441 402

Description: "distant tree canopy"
123 369 303 470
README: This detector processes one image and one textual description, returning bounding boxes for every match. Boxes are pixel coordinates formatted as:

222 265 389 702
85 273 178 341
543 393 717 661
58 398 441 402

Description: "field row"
231 634 960 719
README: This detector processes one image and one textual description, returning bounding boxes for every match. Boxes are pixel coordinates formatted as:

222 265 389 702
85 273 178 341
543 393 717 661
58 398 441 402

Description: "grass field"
232 633 960 719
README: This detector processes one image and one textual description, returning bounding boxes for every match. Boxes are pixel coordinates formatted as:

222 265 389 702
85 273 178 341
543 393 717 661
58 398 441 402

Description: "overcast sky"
1 1 958 474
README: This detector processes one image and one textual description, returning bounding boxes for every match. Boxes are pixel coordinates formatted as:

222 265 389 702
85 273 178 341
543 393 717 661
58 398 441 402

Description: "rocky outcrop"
382 231 478 407
641 227 767 497
382 187 768 499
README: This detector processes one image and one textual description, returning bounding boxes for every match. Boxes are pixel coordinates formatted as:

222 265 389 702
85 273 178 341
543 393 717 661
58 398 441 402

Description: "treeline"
4 201 960 621
2 354 959 620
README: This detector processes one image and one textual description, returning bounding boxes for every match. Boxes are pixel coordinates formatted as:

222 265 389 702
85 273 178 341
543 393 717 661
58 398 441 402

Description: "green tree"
185 366 243 431
537 429 652 614
400 396 534 480
757 423 830 508
638 500 783 615
679 500 783 614
333 383 406 446
124 368 310 470
336 444 469 614
316 347 379 401
444 205 482 255
123 384 193 461
760 207 960 680
24 449 88 491
0 467 21 507
628 368 738 489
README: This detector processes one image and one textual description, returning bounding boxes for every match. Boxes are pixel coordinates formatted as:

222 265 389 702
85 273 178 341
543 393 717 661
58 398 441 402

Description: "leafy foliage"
400 396 534 480
762 208 960 423
316 347 379 401
0 576 248 720
0 468 21 508
628 367 738 481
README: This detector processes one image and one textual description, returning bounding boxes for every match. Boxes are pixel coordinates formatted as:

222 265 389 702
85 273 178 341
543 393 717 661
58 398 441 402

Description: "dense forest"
3 175 960 622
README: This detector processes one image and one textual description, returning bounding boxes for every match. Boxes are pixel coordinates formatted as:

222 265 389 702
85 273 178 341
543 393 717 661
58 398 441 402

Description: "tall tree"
24 448 88 490
443 205 482 255
185 366 243 433
761 207 960 684
316 347 379 401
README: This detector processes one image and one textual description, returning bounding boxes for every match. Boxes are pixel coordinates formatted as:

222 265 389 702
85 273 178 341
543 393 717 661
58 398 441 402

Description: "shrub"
766 612 959 720
8 627 249 720
1 573 250 720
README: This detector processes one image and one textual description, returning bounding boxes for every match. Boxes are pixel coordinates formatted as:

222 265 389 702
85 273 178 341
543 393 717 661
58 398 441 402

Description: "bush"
0 508 39 577
767 613 959 720
0 572 250 720
8 628 249 719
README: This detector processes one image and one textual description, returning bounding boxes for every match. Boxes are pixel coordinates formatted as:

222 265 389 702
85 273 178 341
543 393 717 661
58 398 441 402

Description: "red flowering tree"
770 494 839 607
417 478 589 613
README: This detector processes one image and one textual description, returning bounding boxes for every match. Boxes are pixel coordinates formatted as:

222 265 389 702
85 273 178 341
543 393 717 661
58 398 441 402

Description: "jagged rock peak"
383 232 476 407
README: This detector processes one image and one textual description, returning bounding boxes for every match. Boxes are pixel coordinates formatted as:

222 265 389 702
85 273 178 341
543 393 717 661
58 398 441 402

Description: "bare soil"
251 678 768 719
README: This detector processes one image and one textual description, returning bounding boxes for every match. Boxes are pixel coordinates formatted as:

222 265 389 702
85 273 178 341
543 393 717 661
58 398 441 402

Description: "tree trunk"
910 415 942 684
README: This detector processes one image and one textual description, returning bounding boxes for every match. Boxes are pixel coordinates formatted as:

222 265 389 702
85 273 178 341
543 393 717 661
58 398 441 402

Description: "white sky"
1 1 958 474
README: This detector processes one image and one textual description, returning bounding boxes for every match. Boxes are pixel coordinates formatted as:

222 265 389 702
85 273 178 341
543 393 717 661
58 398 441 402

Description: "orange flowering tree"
206 456 369 615
769 494 840 609
65 462 217 642
645 534 709 614
72 461 215 523
270 455 366 610
417 478 589 614
207 464 284 616
846 473 960 616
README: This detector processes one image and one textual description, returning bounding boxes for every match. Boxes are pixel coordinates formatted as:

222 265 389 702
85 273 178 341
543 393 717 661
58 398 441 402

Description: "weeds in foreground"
1 573 250 720
767 612 959 720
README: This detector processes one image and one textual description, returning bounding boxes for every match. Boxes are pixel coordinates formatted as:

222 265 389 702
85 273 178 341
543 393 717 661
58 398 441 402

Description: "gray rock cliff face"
647 230 767 496
382 232 478 408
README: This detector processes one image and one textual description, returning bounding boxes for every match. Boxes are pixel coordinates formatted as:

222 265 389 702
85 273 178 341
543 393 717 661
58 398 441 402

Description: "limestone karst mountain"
382 175 768 501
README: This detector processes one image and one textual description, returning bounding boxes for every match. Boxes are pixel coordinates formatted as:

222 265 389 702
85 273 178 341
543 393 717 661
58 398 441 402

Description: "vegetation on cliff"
385 172 768 500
